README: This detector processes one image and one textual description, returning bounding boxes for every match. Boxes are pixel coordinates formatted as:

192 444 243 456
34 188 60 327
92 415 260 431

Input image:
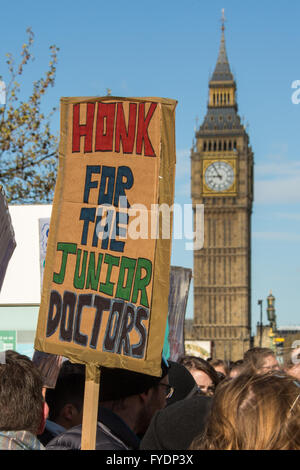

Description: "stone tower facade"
191 22 254 361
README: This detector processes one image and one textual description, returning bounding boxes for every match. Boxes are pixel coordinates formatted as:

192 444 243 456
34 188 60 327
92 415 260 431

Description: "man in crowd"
38 362 85 446
46 357 170 450
0 350 48 450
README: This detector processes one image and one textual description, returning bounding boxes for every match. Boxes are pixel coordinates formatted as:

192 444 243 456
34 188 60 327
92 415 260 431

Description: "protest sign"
32 350 64 388
34 96 177 379
0 330 16 352
184 340 212 359
0 188 16 292
167 266 192 361
39 218 50 293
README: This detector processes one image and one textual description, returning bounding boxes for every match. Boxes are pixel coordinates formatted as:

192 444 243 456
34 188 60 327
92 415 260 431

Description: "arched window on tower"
224 141 227 151
214 141 217 151
218 141 222 151
228 141 232 150
233 140 237 150
208 141 212 151
203 141 207 151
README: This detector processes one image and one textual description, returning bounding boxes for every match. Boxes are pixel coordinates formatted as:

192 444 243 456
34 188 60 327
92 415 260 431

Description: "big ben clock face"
204 161 234 192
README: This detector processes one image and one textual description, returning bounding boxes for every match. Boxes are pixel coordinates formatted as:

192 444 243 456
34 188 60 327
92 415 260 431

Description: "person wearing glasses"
46 357 170 450
190 372 300 450
242 347 280 375
140 361 212 450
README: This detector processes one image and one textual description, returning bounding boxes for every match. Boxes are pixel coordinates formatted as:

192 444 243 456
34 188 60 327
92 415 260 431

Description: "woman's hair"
190 372 300 450
178 355 220 388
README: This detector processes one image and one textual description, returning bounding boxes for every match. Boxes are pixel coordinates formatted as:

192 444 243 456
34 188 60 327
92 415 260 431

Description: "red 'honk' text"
72 101 158 157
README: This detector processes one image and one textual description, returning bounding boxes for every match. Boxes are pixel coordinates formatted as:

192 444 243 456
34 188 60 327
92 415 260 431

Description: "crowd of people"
0 346 299 450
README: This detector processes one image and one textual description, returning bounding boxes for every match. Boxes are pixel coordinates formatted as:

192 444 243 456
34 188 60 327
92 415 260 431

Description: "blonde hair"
190 372 300 450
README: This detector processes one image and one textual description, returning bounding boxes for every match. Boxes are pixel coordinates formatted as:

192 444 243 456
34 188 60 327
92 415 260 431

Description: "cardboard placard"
32 350 64 388
167 266 192 361
0 188 16 292
39 218 50 293
34 96 177 377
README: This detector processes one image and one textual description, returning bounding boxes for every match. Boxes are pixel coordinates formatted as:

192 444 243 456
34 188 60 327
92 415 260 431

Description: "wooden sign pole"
81 364 101 450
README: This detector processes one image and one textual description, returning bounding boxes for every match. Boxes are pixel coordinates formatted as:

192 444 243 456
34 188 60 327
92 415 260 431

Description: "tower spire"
200 11 241 128
221 7 226 32
211 9 233 82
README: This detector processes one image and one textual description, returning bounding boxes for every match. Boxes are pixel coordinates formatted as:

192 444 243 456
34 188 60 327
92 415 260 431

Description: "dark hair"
178 355 220 388
59 360 85 375
46 369 85 421
99 358 169 402
228 360 245 378
208 359 230 376
231 359 244 368
0 350 44 434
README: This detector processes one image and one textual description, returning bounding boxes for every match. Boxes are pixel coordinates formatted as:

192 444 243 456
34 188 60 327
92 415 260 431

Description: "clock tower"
191 17 254 361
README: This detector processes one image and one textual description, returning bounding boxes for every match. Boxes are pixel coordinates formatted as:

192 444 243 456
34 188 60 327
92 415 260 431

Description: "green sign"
0 331 16 352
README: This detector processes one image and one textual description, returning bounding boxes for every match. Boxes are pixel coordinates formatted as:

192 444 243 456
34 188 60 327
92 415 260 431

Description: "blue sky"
1 0 300 333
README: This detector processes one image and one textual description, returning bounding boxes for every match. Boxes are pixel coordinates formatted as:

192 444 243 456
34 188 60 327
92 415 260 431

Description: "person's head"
178 355 220 396
229 360 245 379
243 347 280 375
98 357 170 436
190 372 300 450
45 362 85 429
208 359 229 378
0 350 47 435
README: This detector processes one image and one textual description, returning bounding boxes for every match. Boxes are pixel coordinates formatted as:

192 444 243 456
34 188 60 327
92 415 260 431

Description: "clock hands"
212 163 222 179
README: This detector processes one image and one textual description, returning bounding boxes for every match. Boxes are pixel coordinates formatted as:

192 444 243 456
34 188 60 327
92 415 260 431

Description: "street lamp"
267 291 276 332
258 299 263 347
